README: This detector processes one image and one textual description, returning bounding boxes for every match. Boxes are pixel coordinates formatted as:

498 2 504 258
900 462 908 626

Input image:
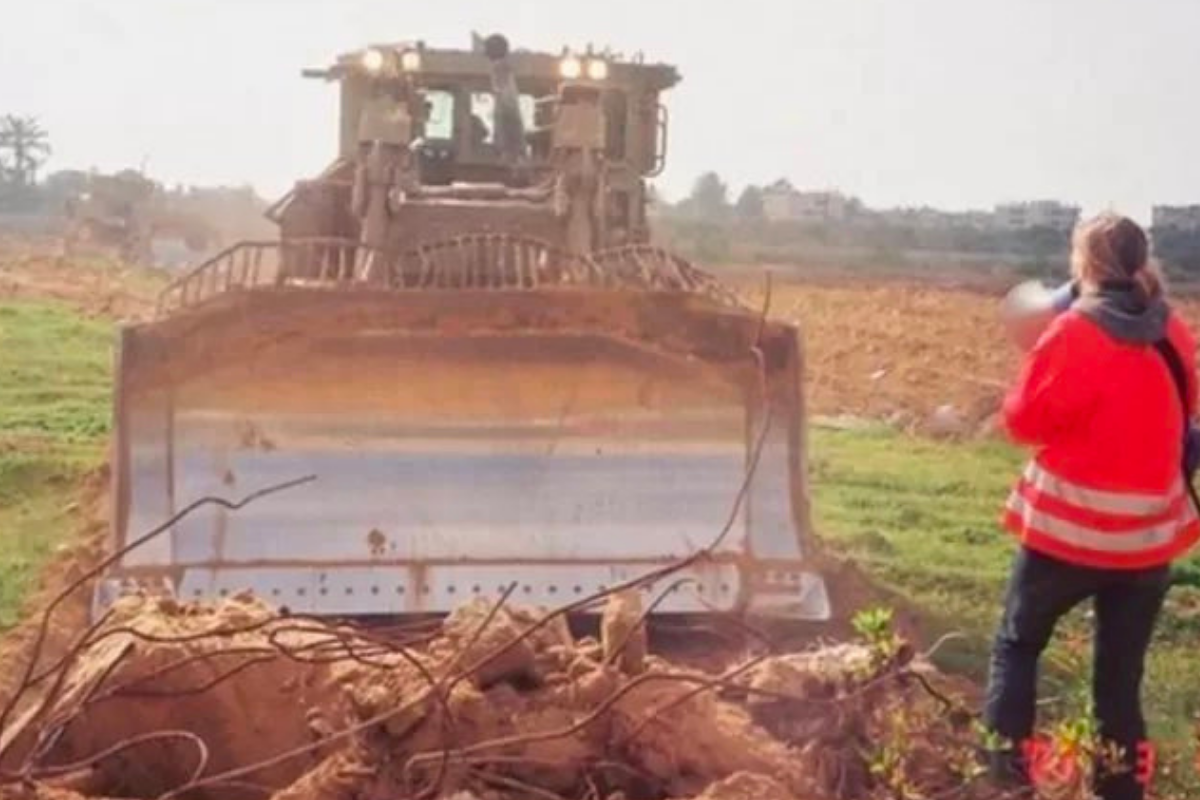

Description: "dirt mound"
0 594 351 799
0 592 990 800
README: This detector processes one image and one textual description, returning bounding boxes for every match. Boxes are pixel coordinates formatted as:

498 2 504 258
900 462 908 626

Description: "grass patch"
0 447 101 627
810 425 1200 793
0 300 112 627
0 303 113 440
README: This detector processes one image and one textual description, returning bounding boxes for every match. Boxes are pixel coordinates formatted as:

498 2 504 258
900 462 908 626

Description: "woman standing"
986 213 1199 800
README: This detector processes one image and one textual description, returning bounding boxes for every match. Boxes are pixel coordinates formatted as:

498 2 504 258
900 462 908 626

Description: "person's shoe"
984 747 1033 794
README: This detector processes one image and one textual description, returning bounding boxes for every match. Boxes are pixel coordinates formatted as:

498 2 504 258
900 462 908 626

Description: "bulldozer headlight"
400 49 422 72
559 55 583 80
586 59 609 81
361 48 386 73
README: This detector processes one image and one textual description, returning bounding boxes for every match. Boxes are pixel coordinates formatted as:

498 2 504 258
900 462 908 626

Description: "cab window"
468 92 537 144
420 90 455 139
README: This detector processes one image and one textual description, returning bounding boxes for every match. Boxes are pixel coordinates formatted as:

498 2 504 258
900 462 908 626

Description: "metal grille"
156 235 747 317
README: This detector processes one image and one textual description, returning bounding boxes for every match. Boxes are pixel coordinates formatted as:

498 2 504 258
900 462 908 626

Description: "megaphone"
1000 280 1078 351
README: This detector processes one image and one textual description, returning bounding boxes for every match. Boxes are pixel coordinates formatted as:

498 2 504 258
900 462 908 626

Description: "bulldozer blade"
100 284 828 623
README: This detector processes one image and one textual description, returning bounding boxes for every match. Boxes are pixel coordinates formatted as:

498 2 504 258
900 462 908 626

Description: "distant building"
761 180 851 224
1152 205 1200 232
993 201 1080 232
875 207 991 231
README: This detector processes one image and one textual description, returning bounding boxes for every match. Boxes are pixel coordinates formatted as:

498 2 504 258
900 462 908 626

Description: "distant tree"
735 185 765 223
0 115 51 186
688 172 730 222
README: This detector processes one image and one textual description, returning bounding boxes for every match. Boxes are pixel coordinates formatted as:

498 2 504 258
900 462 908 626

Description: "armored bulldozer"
97 34 830 626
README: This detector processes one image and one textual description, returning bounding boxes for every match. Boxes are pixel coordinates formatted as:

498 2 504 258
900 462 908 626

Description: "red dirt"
0 237 162 323
0 467 111 725
732 275 1200 431
0 593 987 800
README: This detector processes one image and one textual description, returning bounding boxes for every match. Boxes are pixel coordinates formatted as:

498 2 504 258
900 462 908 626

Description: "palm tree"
0 115 51 186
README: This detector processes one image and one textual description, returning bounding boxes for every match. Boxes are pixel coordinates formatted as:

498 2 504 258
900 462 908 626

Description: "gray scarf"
1073 279 1169 344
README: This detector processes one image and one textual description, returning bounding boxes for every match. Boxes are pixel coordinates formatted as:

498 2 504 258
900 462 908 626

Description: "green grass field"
0 301 111 626
0 294 1197 792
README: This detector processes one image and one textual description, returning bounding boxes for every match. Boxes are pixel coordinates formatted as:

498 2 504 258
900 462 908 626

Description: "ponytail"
1134 259 1166 301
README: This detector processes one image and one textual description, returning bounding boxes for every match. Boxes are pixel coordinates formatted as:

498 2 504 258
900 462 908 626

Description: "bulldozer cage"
155 236 746 316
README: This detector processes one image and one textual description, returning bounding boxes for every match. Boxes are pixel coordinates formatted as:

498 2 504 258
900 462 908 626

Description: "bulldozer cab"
97 35 830 627
329 40 662 182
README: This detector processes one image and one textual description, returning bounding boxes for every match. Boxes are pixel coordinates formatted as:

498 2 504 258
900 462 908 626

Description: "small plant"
867 707 923 799
852 605 902 664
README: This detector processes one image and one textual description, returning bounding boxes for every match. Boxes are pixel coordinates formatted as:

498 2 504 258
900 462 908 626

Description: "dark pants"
983 545 1171 800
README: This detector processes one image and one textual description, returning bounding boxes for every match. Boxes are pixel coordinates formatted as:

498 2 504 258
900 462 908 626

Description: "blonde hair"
1070 212 1165 299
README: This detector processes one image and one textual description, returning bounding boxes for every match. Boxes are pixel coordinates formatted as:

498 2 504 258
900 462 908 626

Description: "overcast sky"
4 0 1198 222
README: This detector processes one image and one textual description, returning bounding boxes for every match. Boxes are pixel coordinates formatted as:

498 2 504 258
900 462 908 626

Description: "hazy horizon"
5 0 1199 223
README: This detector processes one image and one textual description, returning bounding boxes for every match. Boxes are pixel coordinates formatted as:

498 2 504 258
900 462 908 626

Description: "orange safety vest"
1002 308 1200 569
1004 460 1199 569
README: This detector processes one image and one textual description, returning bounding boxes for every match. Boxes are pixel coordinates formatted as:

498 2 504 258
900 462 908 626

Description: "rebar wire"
145 587 516 799
0 475 316 748
23 615 444 791
407 582 519 800
754 269 773 348
99 649 281 701
406 654 770 781
153 601 517 798
20 643 135 775
30 729 209 787
23 608 116 689
613 654 770 746
15 624 325 775
436 581 519 683
471 768 570 800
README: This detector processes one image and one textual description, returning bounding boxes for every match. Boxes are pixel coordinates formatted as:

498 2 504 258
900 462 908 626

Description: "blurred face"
1005 308 1055 351
1000 281 1056 352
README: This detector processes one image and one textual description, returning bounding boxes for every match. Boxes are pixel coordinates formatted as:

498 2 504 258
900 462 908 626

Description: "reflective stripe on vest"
1020 462 1180 517
1007 461 1196 556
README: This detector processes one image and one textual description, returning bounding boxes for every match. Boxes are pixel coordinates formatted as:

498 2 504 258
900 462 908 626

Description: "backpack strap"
1152 337 1200 514
1153 337 1191 428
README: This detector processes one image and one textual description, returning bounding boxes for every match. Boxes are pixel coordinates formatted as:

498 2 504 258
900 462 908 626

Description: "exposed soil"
0 466 111 724
0 237 163 323
734 275 1200 433
0 593 988 800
